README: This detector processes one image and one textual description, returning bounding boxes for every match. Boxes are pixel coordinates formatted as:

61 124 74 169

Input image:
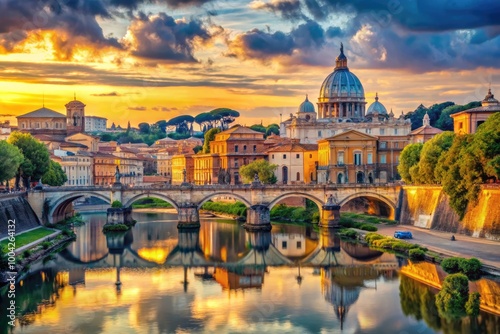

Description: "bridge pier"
244 204 272 231
319 200 341 228
177 204 200 229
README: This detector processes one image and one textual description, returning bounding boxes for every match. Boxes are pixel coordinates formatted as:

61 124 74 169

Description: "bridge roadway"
27 182 402 227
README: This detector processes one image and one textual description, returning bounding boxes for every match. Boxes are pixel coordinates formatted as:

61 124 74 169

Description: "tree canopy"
8 132 50 189
209 108 240 130
166 115 194 134
42 160 68 186
397 143 423 184
0 140 23 185
239 159 278 184
138 122 150 134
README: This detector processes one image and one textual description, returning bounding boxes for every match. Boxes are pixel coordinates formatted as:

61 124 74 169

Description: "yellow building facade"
451 89 500 135
317 129 404 184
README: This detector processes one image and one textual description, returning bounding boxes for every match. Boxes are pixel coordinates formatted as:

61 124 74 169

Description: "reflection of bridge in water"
35 225 399 272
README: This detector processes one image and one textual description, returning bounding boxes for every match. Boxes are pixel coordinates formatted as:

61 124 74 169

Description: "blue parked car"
394 231 413 239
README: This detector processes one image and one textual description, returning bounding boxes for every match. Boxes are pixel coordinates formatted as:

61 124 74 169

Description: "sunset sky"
0 0 499 127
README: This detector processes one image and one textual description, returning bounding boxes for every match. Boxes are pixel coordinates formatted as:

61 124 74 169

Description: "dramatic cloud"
108 0 216 9
124 12 218 63
227 20 326 64
250 0 303 20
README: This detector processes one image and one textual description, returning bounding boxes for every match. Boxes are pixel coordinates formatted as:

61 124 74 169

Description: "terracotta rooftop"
267 143 318 153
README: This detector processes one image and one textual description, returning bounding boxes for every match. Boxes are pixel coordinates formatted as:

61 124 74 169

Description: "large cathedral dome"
319 44 365 100
316 44 367 120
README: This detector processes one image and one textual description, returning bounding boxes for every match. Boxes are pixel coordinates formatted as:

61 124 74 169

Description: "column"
339 103 343 118
245 204 271 231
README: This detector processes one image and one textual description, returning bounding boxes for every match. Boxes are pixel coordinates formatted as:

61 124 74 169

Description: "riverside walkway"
377 225 500 273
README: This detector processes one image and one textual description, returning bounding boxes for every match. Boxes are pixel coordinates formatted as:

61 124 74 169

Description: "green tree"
239 159 278 184
0 140 24 185
266 124 280 136
397 143 423 183
209 108 240 130
8 132 50 189
250 124 266 133
435 273 470 320
468 112 500 181
167 115 194 134
42 160 68 186
202 128 221 153
435 102 481 131
155 120 168 133
138 122 150 134
414 132 455 184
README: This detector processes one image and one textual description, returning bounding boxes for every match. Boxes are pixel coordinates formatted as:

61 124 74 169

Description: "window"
253 145 257 152
309 154 312 158
337 152 344 165
243 145 247 152
297 241 302 249
296 172 301 181
379 141 387 149
283 154 287 159
354 152 362 165
394 128 398 135
380 128 385 135
235 145 239 152
318 130 322 137
367 153 373 164
394 142 399 148
282 241 287 249
380 154 387 163
272 154 275 159
234 159 238 167
366 128 372 134
296 154 300 159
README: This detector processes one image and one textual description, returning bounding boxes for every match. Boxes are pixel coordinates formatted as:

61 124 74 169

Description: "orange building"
172 154 194 184
451 88 500 134
193 126 267 185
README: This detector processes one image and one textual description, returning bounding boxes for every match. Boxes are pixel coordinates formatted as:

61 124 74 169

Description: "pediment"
324 129 378 141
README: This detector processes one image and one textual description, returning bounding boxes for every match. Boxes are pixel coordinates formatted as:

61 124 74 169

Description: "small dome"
298 95 315 113
366 93 387 114
482 88 499 106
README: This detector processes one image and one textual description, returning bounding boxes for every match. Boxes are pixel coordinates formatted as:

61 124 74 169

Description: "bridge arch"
49 191 111 223
123 193 179 210
338 191 396 219
267 192 324 211
197 192 252 209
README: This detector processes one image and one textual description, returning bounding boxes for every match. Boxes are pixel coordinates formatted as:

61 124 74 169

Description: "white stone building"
85 116 107 132
53 151 93 186
280 44 411 144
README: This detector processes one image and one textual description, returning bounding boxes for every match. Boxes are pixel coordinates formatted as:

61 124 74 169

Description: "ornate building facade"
280 45 411 144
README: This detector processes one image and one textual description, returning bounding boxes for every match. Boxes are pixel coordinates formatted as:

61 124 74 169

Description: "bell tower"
66 94 86 135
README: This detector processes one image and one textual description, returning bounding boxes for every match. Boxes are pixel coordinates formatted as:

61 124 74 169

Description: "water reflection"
1 212 499 334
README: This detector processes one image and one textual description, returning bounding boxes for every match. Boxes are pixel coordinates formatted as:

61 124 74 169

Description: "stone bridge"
27 182 402 229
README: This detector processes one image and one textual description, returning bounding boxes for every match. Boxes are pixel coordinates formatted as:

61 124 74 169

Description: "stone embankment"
400 185 500 240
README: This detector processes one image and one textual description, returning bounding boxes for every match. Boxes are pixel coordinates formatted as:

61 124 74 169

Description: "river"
2 211 500 334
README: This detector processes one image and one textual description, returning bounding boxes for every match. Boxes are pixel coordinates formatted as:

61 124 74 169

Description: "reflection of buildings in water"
130 221 179 264
273 233 306 257
68 216 107 262
198 221 247 262
321 266 379 329
214 267 265 290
